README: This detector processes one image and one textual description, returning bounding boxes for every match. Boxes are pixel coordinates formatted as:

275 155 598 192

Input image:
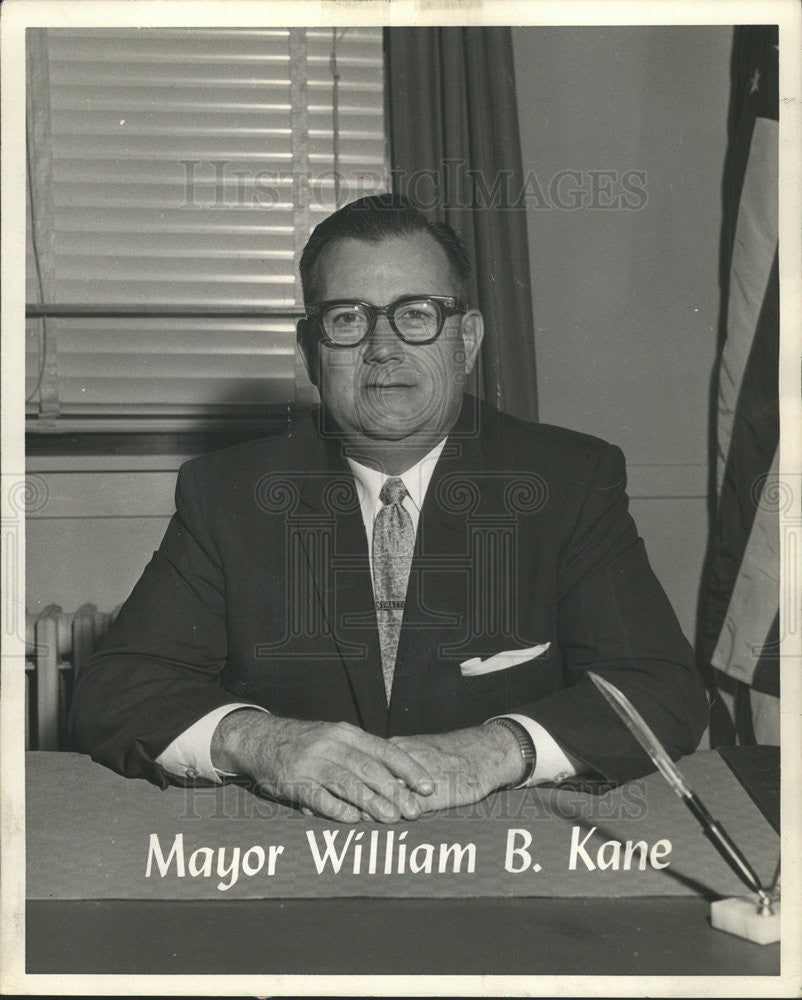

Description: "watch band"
486 717 537 787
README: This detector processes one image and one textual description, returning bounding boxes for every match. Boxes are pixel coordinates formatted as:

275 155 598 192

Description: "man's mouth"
364 380 416 390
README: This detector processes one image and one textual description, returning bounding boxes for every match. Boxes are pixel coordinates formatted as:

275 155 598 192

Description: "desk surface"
25 748 781 977
27 896 781 976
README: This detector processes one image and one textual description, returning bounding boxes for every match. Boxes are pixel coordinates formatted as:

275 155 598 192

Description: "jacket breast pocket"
459 646 559 698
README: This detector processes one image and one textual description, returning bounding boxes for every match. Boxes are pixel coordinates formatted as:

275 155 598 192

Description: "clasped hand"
211 711 521 823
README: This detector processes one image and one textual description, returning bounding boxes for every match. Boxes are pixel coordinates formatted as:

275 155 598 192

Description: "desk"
26 748 780 976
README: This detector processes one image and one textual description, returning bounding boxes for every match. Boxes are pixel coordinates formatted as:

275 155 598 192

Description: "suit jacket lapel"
294 421 388 735
388 398 500 730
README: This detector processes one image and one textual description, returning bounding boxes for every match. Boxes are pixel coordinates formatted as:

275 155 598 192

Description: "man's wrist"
210 707 273 775
485 717 537 787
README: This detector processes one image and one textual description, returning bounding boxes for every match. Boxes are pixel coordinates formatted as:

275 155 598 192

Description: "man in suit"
71 194 708 823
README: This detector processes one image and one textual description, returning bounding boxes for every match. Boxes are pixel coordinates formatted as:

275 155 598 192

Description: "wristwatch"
486 717 537 787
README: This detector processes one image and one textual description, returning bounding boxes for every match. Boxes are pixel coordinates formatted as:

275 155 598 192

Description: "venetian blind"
25 27 388 431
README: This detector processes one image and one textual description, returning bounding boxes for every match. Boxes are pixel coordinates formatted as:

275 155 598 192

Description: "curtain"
385 27 538 423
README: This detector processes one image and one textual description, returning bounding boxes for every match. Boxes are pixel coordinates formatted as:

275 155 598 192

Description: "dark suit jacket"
70 397 708 786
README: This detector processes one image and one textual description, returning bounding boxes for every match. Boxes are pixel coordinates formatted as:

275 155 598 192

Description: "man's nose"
361 314 404 363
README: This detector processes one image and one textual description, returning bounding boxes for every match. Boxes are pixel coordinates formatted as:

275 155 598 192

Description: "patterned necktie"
372 476 415 704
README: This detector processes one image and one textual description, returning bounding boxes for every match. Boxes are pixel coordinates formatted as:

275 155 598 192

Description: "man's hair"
299 194 472 303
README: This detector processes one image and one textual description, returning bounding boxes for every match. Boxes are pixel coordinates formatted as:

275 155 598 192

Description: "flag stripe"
716 251 780 553
705 250 779 658
748 686 781 744
712 444 779 685
751 611 780 698
716 115 778 497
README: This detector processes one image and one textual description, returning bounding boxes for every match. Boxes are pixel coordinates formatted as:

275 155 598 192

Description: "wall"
26 456 177 615
512 25 733 641
27 26 734 649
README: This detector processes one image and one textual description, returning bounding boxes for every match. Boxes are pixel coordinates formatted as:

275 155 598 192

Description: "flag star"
749 68 761 94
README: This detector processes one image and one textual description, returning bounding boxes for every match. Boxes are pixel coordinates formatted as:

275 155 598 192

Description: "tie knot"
379 476 408 506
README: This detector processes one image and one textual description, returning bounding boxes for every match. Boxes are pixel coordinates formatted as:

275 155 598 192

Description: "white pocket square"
460 642 551 677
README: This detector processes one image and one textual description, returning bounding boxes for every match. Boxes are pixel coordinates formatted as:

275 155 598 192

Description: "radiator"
25 604 117 751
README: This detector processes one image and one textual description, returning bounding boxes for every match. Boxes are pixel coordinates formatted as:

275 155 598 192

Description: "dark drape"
385 27 538 422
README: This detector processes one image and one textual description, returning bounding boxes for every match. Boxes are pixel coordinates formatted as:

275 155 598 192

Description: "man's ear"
296 318 319 388
459 310 484 374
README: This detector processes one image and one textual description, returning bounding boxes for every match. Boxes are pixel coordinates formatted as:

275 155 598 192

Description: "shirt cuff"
494 713 578 787
156 703 268 783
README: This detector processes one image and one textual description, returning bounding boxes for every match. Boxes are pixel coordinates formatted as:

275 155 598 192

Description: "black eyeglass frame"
305 295 468 348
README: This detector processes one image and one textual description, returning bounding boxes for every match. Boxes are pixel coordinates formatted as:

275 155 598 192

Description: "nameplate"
26 752 778 902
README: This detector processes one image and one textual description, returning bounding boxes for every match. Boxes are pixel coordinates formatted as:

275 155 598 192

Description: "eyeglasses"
306 295 468 348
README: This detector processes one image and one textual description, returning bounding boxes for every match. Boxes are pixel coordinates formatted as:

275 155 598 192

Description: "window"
26 27 388 432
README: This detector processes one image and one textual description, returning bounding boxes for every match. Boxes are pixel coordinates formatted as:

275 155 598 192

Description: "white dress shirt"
157 438 577 787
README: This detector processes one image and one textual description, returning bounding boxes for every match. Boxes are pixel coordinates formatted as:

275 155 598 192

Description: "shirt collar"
346 437 448 514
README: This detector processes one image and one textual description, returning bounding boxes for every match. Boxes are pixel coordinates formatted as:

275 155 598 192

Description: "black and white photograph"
1 0 799 995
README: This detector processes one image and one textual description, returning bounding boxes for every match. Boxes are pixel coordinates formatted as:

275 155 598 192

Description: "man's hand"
211 709 434 823
389 725 525 814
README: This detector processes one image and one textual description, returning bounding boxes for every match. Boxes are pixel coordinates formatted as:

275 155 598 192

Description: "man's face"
299 232 483 453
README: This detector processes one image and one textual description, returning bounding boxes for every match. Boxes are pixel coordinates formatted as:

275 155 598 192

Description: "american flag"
702 26 780 746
